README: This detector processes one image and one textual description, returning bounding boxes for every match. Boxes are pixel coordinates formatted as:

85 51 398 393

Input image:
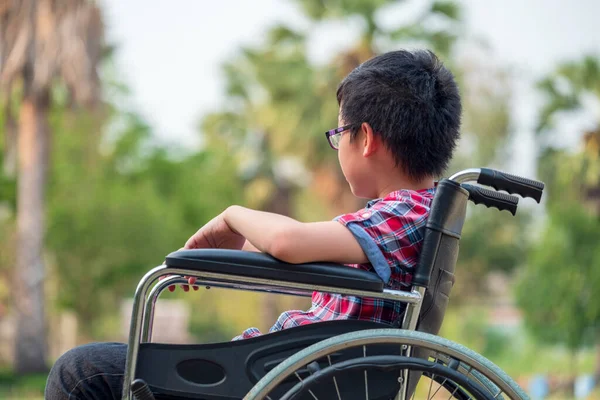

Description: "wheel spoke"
427 373 435 400
430 377 448 398
327 355 342 400
363 346 368 399
447 382 460 400
294 371 319 400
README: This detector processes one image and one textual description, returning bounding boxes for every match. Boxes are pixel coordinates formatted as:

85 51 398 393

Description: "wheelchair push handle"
477 168 544 203
462 184 519 216
449 167 544 203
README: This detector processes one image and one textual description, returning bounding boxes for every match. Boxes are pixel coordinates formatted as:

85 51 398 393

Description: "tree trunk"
13 91 50 373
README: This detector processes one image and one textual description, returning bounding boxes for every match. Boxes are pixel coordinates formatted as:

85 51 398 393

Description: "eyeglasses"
325 123 355 150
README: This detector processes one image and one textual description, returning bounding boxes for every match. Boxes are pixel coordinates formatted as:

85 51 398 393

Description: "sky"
101 0 600 177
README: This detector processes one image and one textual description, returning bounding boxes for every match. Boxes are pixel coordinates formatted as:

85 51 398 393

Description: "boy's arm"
224 205 368 265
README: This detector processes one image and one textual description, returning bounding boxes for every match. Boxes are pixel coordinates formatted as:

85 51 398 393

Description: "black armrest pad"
164 249 384 293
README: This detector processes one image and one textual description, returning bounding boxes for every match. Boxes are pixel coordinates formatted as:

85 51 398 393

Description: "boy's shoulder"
336 187 436 225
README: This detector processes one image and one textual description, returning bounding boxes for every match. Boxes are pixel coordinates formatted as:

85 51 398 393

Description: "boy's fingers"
157 269 198 293
186 276 199 291
184 237 197 249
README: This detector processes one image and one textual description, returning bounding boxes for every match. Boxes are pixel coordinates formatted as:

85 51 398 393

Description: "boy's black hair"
336 49 461 180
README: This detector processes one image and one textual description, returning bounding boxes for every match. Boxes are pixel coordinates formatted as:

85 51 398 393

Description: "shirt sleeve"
334 200 425 284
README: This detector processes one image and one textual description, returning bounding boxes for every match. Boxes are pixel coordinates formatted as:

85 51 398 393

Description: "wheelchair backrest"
412 179 469 335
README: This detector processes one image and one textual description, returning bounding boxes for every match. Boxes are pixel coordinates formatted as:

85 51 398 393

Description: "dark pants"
45 342 127 400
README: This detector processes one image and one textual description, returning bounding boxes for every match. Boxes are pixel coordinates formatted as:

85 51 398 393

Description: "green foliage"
0 368 46 399
297 0 461 56
461 210 530 275
515 202 600 351
431 0 461 21
536 55 600 134
513 53 600 358
441 308 598 378
297 0 390 23
446 54 531 295
0 109 16 209
455 209 531 299
40 90 244 336
537 146 600 212
0 161 15 210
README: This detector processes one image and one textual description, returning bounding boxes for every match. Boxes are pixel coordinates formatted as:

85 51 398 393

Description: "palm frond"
0 0 104 106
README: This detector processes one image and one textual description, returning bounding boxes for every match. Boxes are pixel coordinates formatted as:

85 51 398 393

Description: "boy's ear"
361 122 378 157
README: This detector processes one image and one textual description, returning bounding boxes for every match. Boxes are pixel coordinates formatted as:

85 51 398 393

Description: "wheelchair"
121 167 545 400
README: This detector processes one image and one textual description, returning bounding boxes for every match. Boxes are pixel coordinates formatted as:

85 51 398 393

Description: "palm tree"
0 0 103 373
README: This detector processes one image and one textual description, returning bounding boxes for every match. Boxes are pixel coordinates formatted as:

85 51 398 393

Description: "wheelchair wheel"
244 329 527 400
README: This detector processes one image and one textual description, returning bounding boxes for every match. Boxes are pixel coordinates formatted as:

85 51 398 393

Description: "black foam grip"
478 168 544 203
132 379 156 400
462 184 519 216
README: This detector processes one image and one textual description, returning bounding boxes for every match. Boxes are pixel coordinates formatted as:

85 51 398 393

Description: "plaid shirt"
232 187 436 341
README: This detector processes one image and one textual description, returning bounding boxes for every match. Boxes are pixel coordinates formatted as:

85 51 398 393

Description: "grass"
441 307 597 378
0 368 47 400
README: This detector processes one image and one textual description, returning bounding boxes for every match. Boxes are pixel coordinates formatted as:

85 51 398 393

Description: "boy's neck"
376 176 435 199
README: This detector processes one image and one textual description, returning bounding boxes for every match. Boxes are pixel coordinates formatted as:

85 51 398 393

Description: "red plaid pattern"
233 188 436 340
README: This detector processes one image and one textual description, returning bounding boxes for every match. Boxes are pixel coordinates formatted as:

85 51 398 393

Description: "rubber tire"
244 329 529 400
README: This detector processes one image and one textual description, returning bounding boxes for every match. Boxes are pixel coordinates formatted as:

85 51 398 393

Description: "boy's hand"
163 210 246 292
183 211 245 251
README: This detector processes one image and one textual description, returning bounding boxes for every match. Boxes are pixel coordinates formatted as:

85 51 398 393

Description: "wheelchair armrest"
164 249 384 293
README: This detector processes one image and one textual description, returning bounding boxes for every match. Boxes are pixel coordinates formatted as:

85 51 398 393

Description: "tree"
446 55 533 299
45 105 244 338
0 0 103 372
515 54 600 380
515 201 600 385
535 55 600 212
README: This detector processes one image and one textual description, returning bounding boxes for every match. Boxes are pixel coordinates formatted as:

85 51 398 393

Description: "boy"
45 49 461 399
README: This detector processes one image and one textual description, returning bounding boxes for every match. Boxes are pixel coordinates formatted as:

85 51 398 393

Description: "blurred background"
0 0 599 398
